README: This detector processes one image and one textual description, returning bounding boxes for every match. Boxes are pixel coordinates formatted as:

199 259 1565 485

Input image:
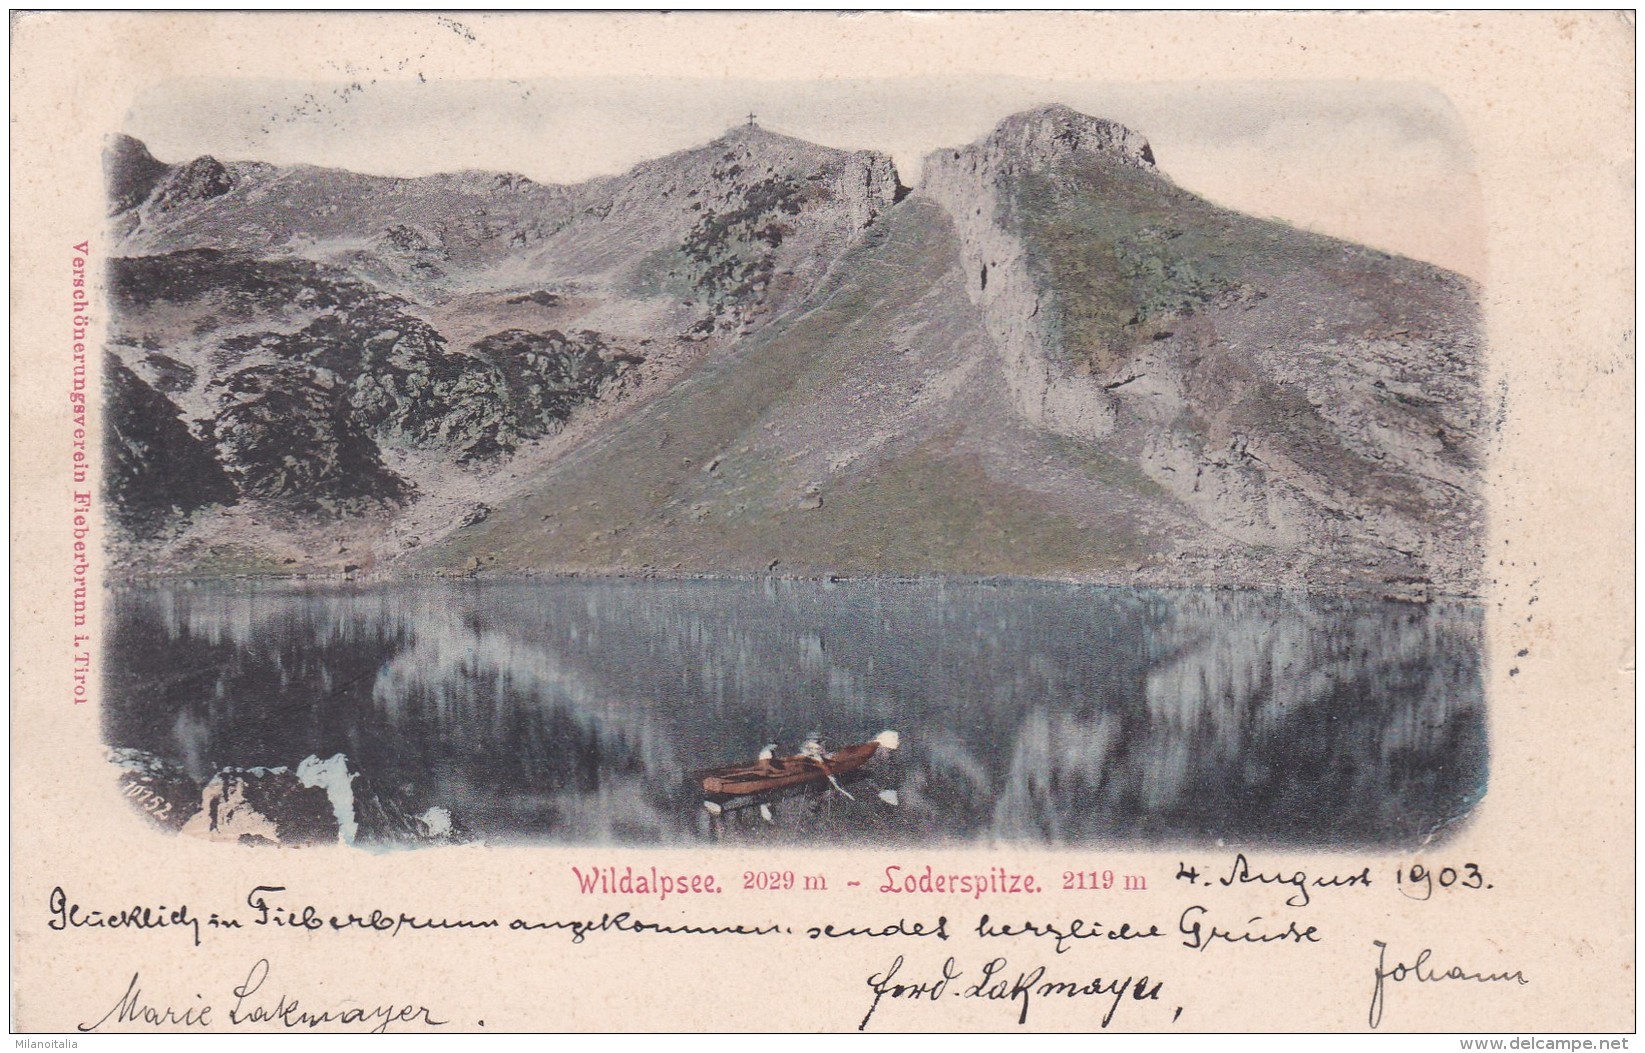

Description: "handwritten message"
40 852 1526 1033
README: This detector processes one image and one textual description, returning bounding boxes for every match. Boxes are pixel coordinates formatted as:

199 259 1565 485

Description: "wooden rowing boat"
696 731 898 798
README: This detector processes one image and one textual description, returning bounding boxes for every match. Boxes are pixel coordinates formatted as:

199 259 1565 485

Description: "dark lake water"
103 578 1487 848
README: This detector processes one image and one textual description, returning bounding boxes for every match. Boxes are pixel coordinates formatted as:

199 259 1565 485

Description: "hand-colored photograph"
102 69 1489 851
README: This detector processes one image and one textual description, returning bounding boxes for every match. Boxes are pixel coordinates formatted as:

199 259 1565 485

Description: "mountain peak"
720 119 770 139
710 121 841 157
990 104 1156 169
107 132 159 163
918 104 1156 188
105 133 170 215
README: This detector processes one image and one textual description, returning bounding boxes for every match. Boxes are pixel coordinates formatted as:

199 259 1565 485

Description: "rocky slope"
104 124 906 571
103 107 1483 593
917 105 1484 592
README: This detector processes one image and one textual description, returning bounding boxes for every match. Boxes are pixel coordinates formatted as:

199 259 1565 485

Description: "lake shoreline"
102 566 1474 604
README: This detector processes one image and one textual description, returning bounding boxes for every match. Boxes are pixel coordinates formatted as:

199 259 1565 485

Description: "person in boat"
755 743 782 775
798 732 861 800
798 731 833 774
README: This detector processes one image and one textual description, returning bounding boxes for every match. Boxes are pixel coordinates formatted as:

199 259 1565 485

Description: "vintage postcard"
9 11 1634 1036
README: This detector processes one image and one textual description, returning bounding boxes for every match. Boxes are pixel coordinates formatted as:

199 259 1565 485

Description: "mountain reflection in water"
104 578 1486 847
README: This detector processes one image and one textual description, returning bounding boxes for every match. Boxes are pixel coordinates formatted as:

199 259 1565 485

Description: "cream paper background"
9 11 1634 1034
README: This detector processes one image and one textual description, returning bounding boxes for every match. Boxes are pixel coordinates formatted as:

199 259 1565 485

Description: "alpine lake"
103 577 1487 848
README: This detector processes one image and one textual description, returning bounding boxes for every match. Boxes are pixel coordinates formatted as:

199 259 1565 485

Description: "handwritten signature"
78 959 447 1033
1368 940 1528 1028
858 954 1170 1030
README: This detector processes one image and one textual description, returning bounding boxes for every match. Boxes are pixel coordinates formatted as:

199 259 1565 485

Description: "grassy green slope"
418 199 1171 578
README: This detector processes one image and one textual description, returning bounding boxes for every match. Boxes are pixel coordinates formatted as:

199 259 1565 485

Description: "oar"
703 798 763 816
824 771 857 801
868 731 901 805
702 794 787 817
818 730 900 803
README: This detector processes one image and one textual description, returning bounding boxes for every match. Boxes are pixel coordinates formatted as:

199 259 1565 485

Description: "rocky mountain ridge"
103 106 1483 594
920 105 1155 442
919 105 1483 590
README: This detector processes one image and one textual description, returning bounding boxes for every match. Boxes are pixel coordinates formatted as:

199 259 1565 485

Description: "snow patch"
296 753 358 845
418 807 453 839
